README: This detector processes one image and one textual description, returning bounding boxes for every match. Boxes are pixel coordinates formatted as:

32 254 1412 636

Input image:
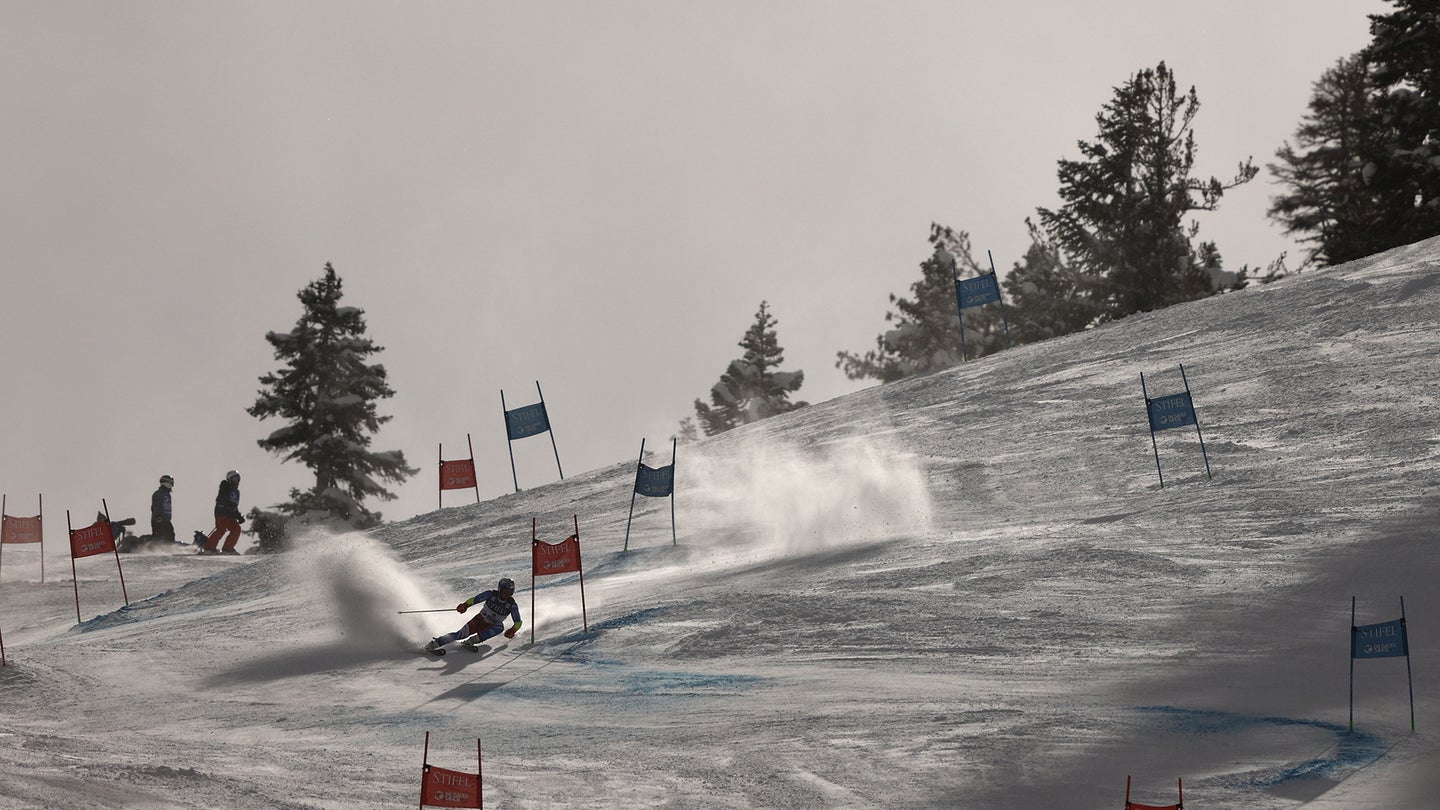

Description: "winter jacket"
461 589 522 628
213 479 242 520
151 486 172 522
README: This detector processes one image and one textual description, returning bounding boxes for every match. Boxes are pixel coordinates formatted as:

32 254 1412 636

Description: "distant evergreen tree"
694 301 807 436
248 263 418 535
836 225 1001 383
1269 54 1397 266
1000 219 1103 344
674 417 700 444
1037 62 1256 321
1363 0 1440 246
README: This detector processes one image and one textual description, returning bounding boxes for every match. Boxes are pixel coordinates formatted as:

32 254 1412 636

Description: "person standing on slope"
151 474 176 544
201 470 244 555
425 577 523 655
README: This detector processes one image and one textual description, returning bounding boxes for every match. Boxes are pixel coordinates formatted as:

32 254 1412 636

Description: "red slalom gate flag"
1 496 47 583
419 733 482 809
66 504 129 624
69 519 116 558
438 434 481 509
529 515 589 641
421 765 481 808
1 514 43 545
439 459 477 491
532 534 581 575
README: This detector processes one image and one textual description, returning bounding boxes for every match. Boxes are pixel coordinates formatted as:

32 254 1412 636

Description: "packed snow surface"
2 237 1439 808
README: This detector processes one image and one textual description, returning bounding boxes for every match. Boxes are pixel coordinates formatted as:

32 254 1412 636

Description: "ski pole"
397 608 457 614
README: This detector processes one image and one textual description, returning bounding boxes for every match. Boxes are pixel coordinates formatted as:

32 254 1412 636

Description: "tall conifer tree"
1363 0 1440 246
694 301 807 436
1001 219 1102 344
248 263 417 531
1269 54 1397 266
1037 62 1256 321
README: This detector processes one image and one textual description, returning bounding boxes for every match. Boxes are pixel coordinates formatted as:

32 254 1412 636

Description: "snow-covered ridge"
2 236 1437 808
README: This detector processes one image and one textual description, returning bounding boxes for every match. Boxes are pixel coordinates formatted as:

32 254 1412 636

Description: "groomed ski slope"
2 236 1438 808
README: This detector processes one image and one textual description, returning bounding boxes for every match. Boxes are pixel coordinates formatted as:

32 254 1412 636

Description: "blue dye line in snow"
1137 706 1388 787
620 670 763 696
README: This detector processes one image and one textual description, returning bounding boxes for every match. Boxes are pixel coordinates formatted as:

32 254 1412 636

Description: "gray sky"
0 1 1387 535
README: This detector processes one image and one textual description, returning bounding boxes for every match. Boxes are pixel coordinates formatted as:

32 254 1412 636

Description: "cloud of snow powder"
684 434 933 559
282 530 444 651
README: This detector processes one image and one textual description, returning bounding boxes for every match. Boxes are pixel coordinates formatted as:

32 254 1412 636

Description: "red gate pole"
477 737 484 810
38 494 44 583
1 494 7 582
103 499 129 606
67 510 81 624
420 731 429 810
467 434 479 505
438 443 443 511
529 518 537 645
573 514 588 632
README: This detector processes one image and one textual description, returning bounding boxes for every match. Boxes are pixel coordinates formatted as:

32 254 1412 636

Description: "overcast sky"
0 1 1389 536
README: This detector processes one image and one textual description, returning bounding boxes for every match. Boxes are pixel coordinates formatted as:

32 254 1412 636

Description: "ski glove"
456 602 468 613
504 626 518 639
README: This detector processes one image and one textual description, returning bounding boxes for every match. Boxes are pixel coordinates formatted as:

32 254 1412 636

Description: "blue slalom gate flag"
500 382 564 492
1140 365 1211 487
625 437 677 550
1147 392 1197 432
504 402 550 440
634 463 675 498
955 272 1001 309
1353 618 1408 659
1349 596 1416 732
948 249 1012 362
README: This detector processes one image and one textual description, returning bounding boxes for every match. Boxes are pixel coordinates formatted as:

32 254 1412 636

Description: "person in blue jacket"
425 577 523 655
150 474 175 544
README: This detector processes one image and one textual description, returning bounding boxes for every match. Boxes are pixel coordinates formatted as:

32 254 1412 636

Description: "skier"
425 577 523 655
150 474 176 544
201 470 244 555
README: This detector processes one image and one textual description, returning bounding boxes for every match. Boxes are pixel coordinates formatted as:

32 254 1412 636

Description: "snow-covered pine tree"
693 301 807 436
1037 62 1256 321
247 263 417 538
1001 219 1102 344
1269 54 1398 267
836 225 1000 383
1363 0 1440 248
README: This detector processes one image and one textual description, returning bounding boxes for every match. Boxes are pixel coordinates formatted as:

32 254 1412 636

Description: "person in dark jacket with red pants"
202 470 243 555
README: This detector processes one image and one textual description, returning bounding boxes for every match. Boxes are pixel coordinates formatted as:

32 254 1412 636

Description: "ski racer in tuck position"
425 577 523 655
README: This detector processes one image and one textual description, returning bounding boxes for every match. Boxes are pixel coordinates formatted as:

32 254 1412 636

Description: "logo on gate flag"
69 520 115 559
1353 618 1408 659
2 515 42 544
635 463 675 498
421 764 481 809
956 272 1001 309
1146 392 1197 432
533 535 581 575
439 459 477 491
505 402 550 440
